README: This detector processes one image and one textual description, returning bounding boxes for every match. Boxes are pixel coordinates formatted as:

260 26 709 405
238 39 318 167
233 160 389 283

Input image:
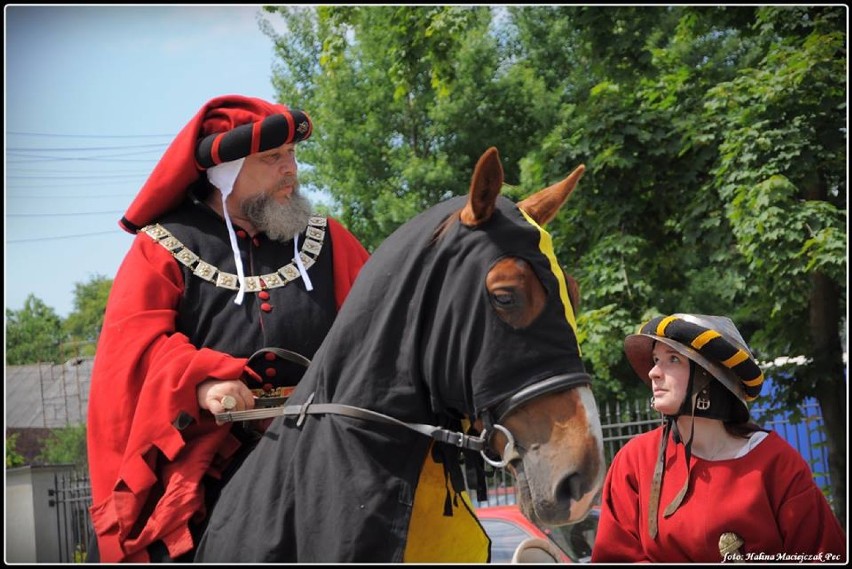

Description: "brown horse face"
481 255 604 526
465 147 604 526
487 387 604 525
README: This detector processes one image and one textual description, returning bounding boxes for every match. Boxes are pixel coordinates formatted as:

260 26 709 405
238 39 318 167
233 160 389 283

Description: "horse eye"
486 257 546 329
490 290 516 308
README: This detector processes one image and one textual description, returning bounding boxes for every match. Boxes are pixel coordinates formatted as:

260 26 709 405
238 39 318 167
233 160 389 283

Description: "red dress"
87 201 369 562
592 428 846 562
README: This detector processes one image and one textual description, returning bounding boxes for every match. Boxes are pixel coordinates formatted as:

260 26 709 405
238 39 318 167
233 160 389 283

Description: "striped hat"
624 314 764 418
120 94 312 233
195 105 312 169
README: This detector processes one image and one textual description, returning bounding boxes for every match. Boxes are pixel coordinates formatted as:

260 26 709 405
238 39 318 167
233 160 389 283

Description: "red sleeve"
327 217 370 310
773 439 846 561
87 234 249 562
591 433 654 562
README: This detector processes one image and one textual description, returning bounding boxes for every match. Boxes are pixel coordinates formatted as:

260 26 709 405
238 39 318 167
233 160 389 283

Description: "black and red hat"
120 94 312 234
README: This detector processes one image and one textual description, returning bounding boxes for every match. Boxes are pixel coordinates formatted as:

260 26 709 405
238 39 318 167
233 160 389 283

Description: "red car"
476 504 599 563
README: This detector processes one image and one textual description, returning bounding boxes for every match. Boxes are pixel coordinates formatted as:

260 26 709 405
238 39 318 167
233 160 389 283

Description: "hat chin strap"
208 159 247 305
648 362 712 538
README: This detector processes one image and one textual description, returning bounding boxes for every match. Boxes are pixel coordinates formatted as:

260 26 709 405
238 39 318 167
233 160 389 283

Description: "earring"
696 387 711 411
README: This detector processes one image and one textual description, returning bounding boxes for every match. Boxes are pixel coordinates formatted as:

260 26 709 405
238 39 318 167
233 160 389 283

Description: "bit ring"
221 395 237 411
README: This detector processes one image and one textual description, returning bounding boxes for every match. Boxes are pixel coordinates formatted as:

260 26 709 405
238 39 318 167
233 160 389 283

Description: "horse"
194 147 605 563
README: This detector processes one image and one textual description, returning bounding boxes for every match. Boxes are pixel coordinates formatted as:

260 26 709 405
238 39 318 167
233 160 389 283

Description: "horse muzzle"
481 378 605 526
517 438 602 525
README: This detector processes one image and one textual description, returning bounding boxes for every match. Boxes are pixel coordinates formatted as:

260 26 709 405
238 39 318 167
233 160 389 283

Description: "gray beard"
241 190 312 243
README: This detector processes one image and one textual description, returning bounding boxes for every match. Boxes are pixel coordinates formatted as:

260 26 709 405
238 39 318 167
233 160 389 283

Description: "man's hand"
197 379 256 423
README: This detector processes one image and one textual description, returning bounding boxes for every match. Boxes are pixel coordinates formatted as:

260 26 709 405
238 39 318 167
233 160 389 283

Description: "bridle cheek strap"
485 372 592 427
479 372 592 468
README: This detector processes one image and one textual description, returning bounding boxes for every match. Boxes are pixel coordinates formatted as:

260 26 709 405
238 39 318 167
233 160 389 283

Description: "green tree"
260 6 538 249
504 6 766 397
5 294 64 364
701 6 846 522
36 424 88 471
63 274 112 358
6 433 27 468
507 5 846 521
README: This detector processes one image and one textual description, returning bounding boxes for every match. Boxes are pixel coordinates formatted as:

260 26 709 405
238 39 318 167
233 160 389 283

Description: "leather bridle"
478 372 592 467
215 371 592 469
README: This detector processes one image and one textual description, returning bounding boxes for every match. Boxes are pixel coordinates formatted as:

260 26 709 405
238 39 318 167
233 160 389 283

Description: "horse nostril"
555 472 583 504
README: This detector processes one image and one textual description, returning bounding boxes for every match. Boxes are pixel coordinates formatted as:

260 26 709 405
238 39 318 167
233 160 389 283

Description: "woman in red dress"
592 313 846 563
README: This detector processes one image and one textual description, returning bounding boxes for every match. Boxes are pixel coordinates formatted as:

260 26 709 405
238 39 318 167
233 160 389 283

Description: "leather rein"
216 367 591 469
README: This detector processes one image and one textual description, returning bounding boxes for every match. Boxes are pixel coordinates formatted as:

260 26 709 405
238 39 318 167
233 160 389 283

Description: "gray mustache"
277 176 298 189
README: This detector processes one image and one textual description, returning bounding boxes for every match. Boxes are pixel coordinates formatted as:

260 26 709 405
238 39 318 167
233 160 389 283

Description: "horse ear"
460 147 504 227
517 165 585 226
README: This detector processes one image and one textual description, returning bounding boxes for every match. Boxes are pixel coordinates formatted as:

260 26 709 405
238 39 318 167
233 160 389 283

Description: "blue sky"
4 5 291 317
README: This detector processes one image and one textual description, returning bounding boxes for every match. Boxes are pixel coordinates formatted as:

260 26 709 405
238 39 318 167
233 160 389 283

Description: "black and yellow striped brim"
624 314 764 407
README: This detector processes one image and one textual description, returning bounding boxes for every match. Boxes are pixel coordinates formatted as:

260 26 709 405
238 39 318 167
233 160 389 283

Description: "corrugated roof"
4 358 93 428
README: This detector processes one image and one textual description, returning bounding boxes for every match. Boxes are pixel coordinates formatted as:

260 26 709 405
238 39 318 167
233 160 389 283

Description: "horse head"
454 147 605 526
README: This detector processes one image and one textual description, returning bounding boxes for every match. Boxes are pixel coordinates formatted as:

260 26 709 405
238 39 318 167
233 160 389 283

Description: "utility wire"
7 174 146 180
7 211 123 217
7 230 121 244
7 157 162 163
6 165 149 174
5 135 164 243
7 143 168 152
6 193 133 198
7 150 164 160
8 175 142 181
7 131 174 138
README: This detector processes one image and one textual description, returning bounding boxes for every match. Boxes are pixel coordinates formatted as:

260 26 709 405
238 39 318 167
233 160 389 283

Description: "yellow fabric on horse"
404 442 490 562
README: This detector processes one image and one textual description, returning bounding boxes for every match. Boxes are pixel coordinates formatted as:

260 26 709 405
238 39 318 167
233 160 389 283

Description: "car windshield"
544 512 599 563
480 519 540 563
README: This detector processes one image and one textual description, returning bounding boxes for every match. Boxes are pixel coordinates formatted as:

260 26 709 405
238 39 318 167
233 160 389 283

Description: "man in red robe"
86 95 369 562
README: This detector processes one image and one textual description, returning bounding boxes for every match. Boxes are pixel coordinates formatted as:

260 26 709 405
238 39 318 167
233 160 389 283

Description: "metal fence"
49 397 833 562
49 470 93 563
470 398 834 509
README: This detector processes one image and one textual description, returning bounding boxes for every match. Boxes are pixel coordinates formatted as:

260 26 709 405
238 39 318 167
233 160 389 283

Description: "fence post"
5 464 75 562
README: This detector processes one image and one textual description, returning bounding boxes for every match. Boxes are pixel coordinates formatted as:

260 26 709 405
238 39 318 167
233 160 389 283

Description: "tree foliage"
62 274 112 358
36 424 88 471
6 433 27 468
260 5 846 522
5 275 111 364
261 6 549 249
5 295 64 364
